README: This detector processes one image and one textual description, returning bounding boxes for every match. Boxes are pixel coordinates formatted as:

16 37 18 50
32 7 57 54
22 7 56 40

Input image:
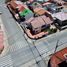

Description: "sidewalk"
0 14 9 57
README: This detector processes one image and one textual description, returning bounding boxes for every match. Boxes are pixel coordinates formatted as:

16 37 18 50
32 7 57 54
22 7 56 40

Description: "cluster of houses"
6 0 67 39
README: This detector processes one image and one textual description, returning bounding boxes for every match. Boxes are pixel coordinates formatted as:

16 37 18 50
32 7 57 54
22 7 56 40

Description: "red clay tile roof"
9 1 26 12
26 15 53 29
50 47 67 67
30 16 46 29
10 1 18 9
17 4 25 12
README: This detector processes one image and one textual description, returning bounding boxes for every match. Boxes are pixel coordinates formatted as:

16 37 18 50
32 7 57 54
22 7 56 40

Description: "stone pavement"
0 0 67 67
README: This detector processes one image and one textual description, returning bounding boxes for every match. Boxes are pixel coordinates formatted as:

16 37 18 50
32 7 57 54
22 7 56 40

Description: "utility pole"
54 39 59 53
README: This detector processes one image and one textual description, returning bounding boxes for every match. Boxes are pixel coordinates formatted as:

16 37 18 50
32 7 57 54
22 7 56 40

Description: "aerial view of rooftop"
0 0 67 67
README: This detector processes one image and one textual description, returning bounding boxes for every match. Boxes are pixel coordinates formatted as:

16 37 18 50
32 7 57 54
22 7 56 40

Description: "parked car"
48 47 67 67
7 1 33 22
